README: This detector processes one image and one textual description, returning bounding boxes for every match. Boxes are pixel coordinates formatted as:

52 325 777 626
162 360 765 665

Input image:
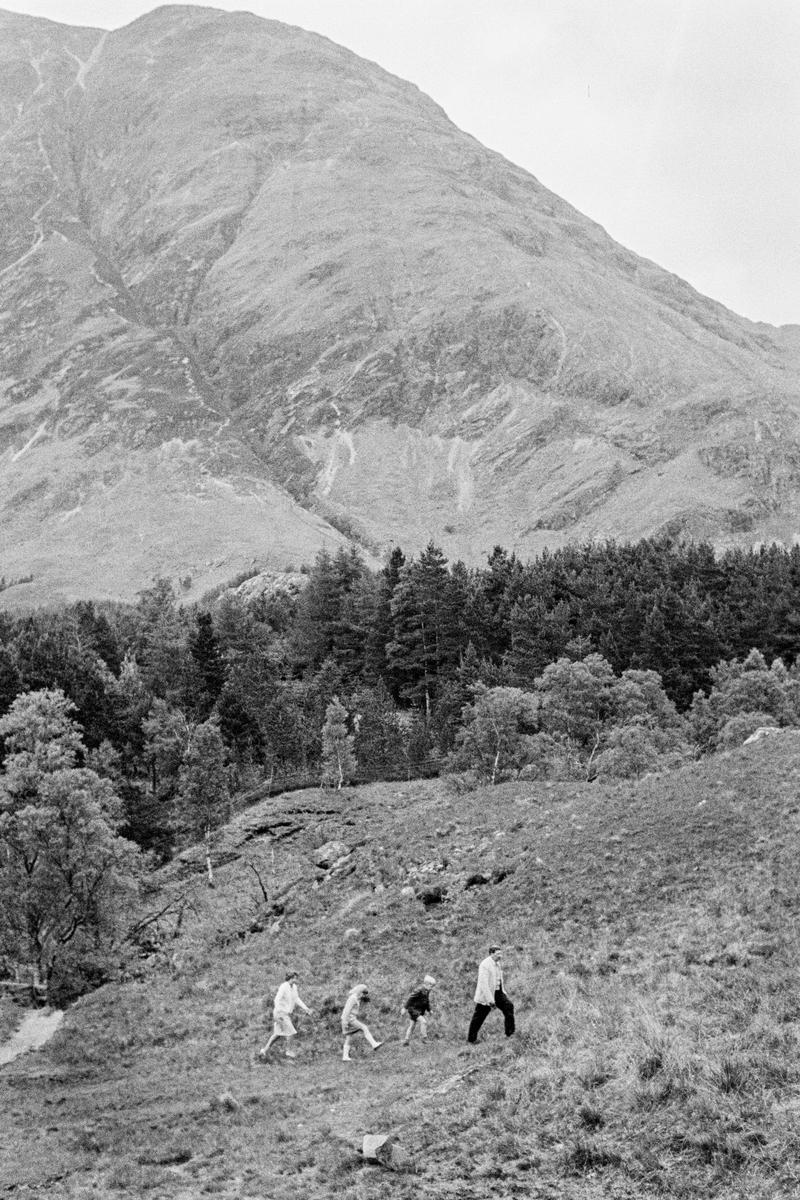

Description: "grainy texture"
2 7 800 607
2 732 800 1197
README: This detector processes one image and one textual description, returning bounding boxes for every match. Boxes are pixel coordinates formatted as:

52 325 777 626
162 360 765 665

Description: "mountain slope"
2 733 800 1196
1 4 799 604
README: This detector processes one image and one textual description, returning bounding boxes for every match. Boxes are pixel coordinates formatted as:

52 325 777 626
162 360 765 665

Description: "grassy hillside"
2 733 800 1198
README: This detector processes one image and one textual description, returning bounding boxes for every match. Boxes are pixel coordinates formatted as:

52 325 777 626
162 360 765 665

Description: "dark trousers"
467 989 515 1042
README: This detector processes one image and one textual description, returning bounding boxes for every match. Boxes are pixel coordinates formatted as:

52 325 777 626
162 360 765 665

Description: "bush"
449 685 538 783
716 711 779 749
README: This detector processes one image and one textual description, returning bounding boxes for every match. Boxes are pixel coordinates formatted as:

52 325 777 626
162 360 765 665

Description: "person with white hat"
401 974 437 1046
340 983 383 1061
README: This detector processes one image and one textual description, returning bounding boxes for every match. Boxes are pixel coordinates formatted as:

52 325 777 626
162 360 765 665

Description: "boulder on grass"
314 840 350 869
362 1133 409 1170
362 1133 392 1160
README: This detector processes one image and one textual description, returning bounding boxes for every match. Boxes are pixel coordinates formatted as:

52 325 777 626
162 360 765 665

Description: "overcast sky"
4 1 798 326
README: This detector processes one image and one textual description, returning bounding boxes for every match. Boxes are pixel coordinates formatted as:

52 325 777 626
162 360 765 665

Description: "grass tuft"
562 1135 623 1174
712 1055 751 1094
577 1100 605 1129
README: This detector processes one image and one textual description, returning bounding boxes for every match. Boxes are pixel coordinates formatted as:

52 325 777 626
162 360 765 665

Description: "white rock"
362 1133 390 1159
743 726 782 745
314 840 350 869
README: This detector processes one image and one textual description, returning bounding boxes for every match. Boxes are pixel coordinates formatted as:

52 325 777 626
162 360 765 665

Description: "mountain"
2 4 799 606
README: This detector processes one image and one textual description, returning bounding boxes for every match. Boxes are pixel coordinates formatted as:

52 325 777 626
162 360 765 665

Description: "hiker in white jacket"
340 984 383 1061
259 971 312 1060
467 945 515 1043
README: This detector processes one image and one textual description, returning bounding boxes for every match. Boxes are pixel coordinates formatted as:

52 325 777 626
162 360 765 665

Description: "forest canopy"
1 536 799 862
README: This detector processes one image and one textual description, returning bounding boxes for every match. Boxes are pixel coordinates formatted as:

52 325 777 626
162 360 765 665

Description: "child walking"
340 984 382 1061
401 974 436 1046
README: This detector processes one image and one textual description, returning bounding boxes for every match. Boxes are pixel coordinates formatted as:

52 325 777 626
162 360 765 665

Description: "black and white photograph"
1 2 799 1196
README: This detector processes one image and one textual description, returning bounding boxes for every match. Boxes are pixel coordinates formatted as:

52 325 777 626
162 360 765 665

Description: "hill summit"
2 4 800 604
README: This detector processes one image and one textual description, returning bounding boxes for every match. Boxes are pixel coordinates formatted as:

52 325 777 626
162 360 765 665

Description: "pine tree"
175 718 230 885
259 684 310 781
506 595 571 686
291 547 369 669
352 680 405 780
386 542 452 714
0 643 21 719
142 699 190 805
474 545 520 661
188 611 225 717
132 578 191 703
366 547 406 693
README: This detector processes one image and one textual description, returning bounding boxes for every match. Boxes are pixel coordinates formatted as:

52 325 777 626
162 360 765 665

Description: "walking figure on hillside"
467 945 515 1043
259 970 312 1061
401 974 436 1046
341 984 383 1060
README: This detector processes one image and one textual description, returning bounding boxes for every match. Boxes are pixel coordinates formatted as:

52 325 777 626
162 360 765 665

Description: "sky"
4 1 799 326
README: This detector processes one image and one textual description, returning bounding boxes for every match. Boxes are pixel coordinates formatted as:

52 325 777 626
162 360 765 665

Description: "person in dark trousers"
401 974 436 1045
467 945 515 1043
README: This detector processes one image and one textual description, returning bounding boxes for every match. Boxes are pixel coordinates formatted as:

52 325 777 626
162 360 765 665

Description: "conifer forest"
2 537 800 851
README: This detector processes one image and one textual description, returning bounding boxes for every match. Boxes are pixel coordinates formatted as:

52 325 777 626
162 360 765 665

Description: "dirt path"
0 1008 64 1067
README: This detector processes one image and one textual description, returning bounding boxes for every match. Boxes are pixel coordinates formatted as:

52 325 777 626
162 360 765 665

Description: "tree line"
1 536 800 856
3 535 800 999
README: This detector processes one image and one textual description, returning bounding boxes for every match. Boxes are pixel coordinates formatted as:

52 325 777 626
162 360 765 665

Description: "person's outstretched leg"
364 1024 383 1050
342 1035 353 1061
467 1003 491 1043
285 1033 298 1058
351 1018 382 1050
402 1019 414 1046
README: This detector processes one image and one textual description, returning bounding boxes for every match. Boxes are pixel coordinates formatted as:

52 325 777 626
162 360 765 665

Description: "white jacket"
474 955 501 1005
273 981 310 1017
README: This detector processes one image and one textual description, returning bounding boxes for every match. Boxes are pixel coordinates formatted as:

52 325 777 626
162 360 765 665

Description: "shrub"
716 711 779 749
449 685 538 783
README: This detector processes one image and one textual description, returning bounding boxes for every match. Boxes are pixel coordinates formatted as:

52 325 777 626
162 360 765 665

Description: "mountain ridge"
1 4 799 606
